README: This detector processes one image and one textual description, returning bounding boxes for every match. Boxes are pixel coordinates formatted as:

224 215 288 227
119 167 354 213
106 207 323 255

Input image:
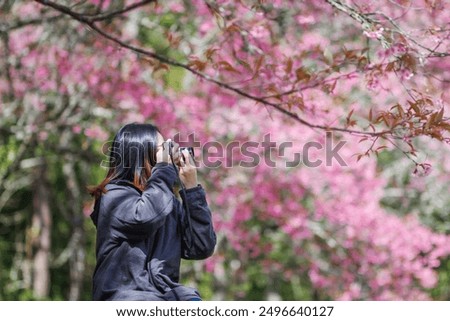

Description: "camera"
179 147 195 161
167 141 194 161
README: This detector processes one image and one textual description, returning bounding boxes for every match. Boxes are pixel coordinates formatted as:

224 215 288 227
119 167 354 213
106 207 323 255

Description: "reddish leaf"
217 60 238 73
295 67 311 82
436 108 444 122
253 56 264 75
188 59 207 72
285 58 293 74
385 62 396 72
205 47 219 60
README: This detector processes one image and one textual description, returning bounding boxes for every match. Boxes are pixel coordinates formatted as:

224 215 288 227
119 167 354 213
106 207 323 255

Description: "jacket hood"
90 180 141 227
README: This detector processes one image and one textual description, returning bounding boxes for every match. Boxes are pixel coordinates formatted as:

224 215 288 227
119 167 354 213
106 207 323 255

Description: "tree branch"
325 0 449 57
35 0 398 138
82 0 156 21
324 0 391 48
0 32 15 101
0 15 64 33
372 11 450 58
34 0 155 23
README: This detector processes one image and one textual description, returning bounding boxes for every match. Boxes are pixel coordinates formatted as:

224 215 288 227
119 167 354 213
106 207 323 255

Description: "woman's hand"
179 149 198 189
156 139 180 164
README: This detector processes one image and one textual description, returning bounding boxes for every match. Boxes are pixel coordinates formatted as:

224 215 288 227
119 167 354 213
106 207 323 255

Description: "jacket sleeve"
106 163 177 241
178 185 217 260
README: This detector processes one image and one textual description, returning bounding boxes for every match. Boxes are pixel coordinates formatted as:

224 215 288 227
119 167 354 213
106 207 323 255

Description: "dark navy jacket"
90 163 216 300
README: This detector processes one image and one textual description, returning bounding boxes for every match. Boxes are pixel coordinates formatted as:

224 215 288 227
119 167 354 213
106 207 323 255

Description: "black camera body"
168 141 194 161
179 147 195 161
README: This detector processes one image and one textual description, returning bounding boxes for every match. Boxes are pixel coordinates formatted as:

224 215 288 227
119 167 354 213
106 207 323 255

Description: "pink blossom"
72 125 82 134
85 125 109 142
88 0 111 7
416 268 438 288
38 131 48 141
363 27 384 39
296 15 316 25
169 3 184 13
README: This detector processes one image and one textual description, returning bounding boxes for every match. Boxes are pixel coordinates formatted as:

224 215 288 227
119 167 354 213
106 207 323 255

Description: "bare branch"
0 175 31 214
325 0 449 57
0 32 15 100
33 0 155 23
259 70 360 100
0 14 64 33
0 138 36 190
34 0 95 22
372 11 450 58
324 0 391 48
83 0 156 21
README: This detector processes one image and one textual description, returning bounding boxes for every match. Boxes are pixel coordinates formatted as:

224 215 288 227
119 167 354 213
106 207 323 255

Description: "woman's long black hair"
89 123 161 199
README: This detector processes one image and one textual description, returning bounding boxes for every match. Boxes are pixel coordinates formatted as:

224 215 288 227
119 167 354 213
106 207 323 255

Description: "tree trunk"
31 164 51 298
68 227 85 300
63 160 85 300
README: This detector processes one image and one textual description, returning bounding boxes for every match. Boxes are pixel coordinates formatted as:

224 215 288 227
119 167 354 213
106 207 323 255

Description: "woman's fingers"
164 139 180 164
179 151 186 166
179 149 198 189
157 139 181 163
158 140 196 169
182 150 190 166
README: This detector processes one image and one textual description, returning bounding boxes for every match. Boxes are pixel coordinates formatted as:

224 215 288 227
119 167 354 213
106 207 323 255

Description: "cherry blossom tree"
0 0 449 299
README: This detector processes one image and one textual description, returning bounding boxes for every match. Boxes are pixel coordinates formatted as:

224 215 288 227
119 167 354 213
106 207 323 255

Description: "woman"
89 123 216 301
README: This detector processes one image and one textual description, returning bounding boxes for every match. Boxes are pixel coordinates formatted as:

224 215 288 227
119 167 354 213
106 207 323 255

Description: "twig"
0 15 64 33
84 0 156 21
385 136 419 165
324 0 391 48
373 11 449 58
34 0 155 23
